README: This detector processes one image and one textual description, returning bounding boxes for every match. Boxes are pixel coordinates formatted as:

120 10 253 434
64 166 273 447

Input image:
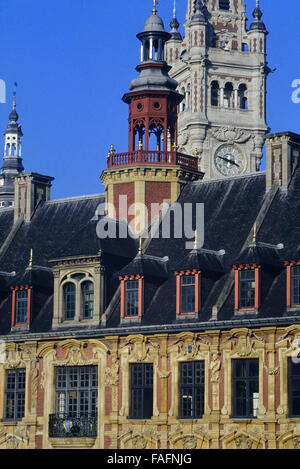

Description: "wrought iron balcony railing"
107 150 199 171
49 414 97 438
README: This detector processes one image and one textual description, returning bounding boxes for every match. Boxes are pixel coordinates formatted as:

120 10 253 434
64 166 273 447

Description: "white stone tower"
166 0 270 180
0 89 24 207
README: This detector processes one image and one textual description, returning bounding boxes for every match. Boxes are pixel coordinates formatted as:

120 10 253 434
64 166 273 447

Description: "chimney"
14 172 54 222
265 132 300 190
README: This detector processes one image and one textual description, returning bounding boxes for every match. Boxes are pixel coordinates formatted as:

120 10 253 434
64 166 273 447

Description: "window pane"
232 359 259 418
81 282 94 319
292 266 300 305
180 361 204 419
16 290 28 324
63 283 76 320
5 369 26 421
289 359 300 417
55 366 98 418
126 280 139 317
181 276 195 313
130 364 153 419
239 270 255 309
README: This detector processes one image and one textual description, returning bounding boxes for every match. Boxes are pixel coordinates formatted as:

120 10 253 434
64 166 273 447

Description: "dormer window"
81 281 94 319
120 276 144 321
16 290 28 324
234 266 261 313
125 280 139 317
286 262 300 308
181 275 196 313
292 266 300 305
63 283 76 320
11 286 33 328
175 270 201 317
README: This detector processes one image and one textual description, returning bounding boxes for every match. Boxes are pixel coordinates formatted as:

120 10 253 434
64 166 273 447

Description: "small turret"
0 88 24 208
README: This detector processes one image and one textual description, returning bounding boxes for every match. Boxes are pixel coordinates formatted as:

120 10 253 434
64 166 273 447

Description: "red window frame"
285 260 300 308
11 285 33 327
174 269 201 316
119 275 144 319
233 264 261 312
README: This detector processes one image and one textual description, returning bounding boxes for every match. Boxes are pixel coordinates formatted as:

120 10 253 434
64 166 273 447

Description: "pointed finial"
138 237 143 255
253 223 257 243
29 248 33 268
152 0 159 15
194 230 198 250
13 82 17 110
173 0 176 17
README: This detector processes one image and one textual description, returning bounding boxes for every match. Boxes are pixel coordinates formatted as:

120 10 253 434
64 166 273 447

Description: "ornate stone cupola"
101 4 203 234
0 91 24 208
169 1 182 41
249 0 267 32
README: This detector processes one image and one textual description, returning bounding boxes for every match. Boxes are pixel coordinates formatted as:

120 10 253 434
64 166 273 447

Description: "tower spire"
152 0 159 15
0 85 24 207
170 0 182 40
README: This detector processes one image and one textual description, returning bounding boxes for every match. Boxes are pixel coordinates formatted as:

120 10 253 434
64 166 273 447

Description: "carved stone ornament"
212 126 251 145
104 358 120 386
235 435 253 450
210 353 221 383
182 436 197 450
132 435 147 450
121 336 159 362
293 438 300 449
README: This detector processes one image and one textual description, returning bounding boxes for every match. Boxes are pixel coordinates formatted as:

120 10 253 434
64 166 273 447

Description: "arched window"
238 84 248 110
63 283 76 320
242 43 249 52
81 281 94 319
180 88 186 112
211 81 220 107
224 83 234 108
219 0 230 10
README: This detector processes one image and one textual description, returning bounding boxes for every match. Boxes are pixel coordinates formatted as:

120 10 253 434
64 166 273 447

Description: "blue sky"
0 0 299 199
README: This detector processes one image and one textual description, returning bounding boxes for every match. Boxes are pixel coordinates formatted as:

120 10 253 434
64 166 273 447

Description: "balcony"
107 150 199 172
49 414 97 439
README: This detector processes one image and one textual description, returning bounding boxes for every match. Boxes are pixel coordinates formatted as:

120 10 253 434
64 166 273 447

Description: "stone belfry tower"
0 90 24 207
166 0 269 180
101 2 203 233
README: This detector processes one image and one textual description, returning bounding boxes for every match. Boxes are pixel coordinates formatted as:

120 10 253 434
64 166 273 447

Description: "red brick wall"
145 181 171 225
113 182 135 223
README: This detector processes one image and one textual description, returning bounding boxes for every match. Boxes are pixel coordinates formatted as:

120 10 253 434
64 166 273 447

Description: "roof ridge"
191 171 266 186
45 193 105 205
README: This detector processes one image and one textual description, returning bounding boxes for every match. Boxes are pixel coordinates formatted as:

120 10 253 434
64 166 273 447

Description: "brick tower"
101 4 203 234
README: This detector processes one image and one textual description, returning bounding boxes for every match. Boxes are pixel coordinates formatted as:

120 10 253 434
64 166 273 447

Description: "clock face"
214 144 246 177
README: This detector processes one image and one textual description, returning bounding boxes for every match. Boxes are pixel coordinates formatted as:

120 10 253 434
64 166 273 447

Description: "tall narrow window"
219 0 230 10
180 361 205 419
181 275 196 313
16 290 28 324
125 280 139 317
5 369 26 421
239 270 255 309
130 363 153 419
55 366 98 419
289 358 300 417
81 282 94 319
224 83 233 108
211 81 220 107
292 266 300 306
232 359 259 418
238 84 248 110
63 283 76 320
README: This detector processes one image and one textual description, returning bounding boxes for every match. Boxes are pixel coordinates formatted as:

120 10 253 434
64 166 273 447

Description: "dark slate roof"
233 242 284 267
173 248 226 273
9 266 54 289
117 253 170 279
1 166 300 337
0 194 106 273
0 208 14 248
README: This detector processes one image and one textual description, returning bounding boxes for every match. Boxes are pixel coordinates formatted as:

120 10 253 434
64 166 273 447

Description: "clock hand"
218 155 240 168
